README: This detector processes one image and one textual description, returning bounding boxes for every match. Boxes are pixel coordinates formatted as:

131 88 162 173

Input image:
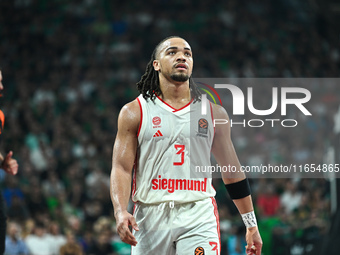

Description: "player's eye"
168 51 175 55
185 52 192 57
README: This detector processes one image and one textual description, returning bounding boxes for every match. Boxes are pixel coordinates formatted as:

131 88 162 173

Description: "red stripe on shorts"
211 197 221 254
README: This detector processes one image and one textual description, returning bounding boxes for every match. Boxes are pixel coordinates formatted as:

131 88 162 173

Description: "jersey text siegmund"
151 176 207 193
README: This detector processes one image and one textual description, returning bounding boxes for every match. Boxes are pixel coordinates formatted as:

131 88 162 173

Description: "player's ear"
153 60 160 71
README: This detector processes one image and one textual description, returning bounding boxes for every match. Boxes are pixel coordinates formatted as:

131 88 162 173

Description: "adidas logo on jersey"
153 130 163 137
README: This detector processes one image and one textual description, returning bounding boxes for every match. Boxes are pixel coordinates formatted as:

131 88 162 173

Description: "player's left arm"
211 104 262 255
0 151 18 175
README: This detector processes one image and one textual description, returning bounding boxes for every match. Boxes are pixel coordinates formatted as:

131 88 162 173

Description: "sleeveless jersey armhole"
136 97 143 137
136 95 148 142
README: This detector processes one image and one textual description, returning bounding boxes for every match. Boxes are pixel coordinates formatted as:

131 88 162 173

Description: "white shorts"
131 197 220 255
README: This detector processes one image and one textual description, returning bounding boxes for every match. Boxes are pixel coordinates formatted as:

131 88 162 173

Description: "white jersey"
132 94 216 204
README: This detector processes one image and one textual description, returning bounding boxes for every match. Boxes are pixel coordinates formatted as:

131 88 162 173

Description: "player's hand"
2 151 18 175
245 226 262 255
115 210 139 246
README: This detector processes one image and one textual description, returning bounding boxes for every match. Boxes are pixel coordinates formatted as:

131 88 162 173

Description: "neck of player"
159 76 191 108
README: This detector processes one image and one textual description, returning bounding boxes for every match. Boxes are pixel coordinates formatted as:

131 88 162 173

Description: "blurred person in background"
0 70 19 254
280 180 303 214
256 183 280 217
24 222 53 255
4 221 28 255
59 230 83 255
228 225 247 255
20 219 35 240
46 222 67 255
89 230 115 255
6 195 30 224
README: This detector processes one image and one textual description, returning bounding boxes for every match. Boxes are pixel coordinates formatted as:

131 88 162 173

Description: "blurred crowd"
0 0 339 254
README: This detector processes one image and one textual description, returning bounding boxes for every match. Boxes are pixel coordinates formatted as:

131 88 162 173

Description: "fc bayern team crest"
152 116 161 128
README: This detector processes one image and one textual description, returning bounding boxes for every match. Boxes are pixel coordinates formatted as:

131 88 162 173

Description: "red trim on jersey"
136 97 143 137
132 152 138 200
132 169 136 200
133 203 136 214
211 197 221 253
155 94 193 112
173 98 194 112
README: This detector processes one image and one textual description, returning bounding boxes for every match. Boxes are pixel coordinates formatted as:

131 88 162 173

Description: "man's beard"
170 73 189 82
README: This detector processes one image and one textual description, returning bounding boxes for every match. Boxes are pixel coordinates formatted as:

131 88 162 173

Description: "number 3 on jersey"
173 144 185 166
209 242 219 255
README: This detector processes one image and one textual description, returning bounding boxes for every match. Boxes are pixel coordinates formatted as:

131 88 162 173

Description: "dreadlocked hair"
136 36 201 102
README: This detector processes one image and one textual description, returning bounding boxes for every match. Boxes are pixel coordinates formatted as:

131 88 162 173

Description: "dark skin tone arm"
211 104 262 255
110 100 140 246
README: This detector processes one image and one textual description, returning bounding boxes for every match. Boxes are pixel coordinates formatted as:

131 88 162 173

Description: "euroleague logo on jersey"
152 116 161 128
198 118 208 137
199 118 208 129
194 246 205 255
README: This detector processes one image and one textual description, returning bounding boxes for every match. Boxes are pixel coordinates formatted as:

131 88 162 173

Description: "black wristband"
225 178 251 199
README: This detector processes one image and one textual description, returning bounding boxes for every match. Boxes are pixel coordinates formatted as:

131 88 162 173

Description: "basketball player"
0 70 19 254
110 37 262 255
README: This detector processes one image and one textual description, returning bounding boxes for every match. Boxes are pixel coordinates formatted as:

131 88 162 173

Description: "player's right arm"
110 100 140 246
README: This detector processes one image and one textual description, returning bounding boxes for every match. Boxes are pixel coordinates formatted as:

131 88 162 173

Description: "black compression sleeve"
225 178 251 199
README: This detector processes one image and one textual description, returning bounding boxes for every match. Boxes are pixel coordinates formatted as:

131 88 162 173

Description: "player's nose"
176 53 186 62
